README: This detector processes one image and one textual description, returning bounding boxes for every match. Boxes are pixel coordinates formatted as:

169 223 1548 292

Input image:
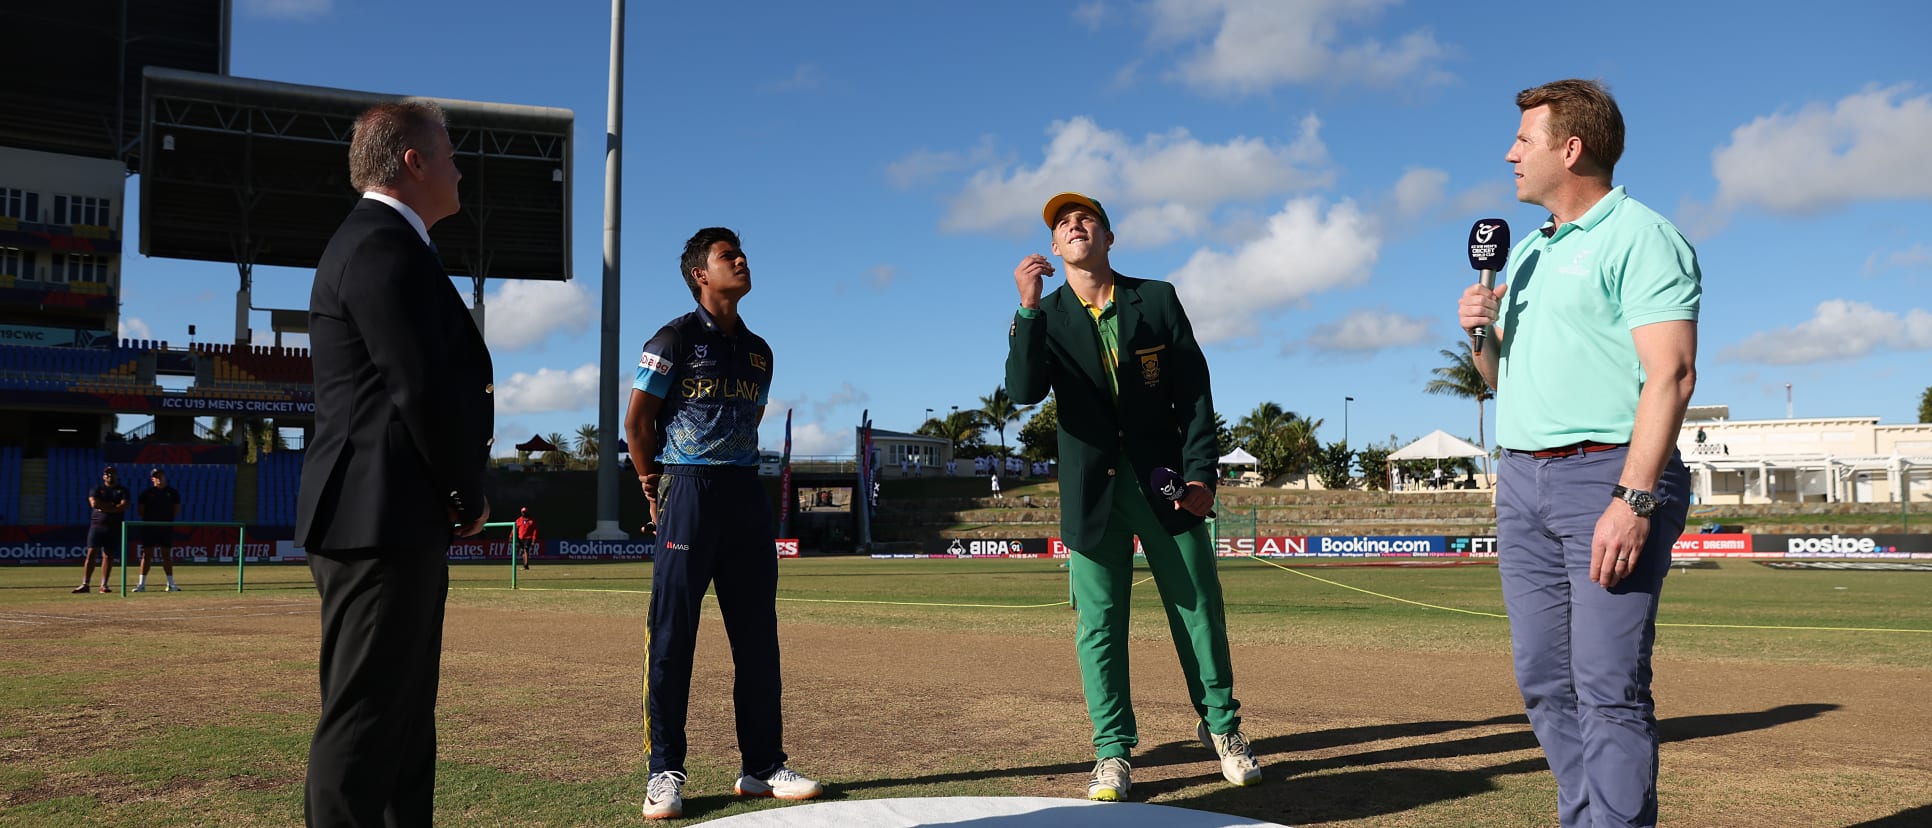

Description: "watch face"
1628 490 1657 516
1616 485 1658 516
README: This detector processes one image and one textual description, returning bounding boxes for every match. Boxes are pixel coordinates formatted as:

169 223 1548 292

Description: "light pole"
949 405 959 457
1344 396 1354 447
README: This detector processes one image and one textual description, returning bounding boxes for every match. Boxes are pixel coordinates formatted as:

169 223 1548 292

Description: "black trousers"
305 545 449 827
647 465 785 777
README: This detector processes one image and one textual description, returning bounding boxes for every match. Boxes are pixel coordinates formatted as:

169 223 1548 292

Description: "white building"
1678 405 1932 504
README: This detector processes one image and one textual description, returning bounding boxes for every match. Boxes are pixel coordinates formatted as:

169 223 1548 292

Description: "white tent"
1218 447 1259 466
1387 430 1487 491
1387 430 1486 460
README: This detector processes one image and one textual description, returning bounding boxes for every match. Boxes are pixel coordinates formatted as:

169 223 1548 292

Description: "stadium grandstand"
0 1 571 567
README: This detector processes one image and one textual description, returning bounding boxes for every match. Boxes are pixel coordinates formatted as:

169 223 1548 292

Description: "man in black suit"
296 100 494 827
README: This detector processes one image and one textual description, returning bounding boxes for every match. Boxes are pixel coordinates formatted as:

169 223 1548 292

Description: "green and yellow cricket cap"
1041 192 1110 231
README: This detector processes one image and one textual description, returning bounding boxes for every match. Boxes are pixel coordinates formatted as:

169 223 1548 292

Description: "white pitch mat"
702 796 1291 827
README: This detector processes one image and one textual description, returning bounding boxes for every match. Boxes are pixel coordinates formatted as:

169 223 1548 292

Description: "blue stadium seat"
0 446 20 526
49 448 105 525
256 451 304 525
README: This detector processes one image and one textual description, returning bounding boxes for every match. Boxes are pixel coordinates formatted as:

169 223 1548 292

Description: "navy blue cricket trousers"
1497 446 1689 828
646 464 787 778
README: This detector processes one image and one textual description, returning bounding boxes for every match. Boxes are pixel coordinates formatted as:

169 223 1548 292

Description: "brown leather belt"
1519 441 1626 459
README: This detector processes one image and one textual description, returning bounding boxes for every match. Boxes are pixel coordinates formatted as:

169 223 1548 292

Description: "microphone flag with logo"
1466 218 1510 355
1150 466 1215 519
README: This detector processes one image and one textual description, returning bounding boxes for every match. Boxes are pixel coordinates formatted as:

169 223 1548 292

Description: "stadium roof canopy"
0 1 229 171
139 67 574 280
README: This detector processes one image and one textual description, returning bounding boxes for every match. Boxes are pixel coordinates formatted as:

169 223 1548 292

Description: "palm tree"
574 424 601 469
977 385 1033 458
918 409 984 452
1280 414 1322 472
545 431 569 468
208 416 286 463
1231 403 1324 479
1232 403 1294 448
1425 341 1495 474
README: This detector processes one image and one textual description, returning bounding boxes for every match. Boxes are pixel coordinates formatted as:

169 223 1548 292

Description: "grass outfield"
1 557 1929 825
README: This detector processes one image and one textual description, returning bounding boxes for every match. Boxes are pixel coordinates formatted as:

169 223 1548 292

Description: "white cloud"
939 115 1331 238
121 316 153 342
765 385 871 456
765 63 825 94
1723 300 1932 364
496 363 601 415
1167 197 1380 343
867 264 897 290
1073 1 1110 30
770 382 869 425
1149 0 1450 96
1115 202 1212 248
1863 243 1932 276
492 420 531 457
1304 309 1433 353
1701 86 1932 226
241 0 331 21
1450 181 1513 217
786 422 848 456
1390 168 1448 220
885 137 1002 189
1380 167 1510 227
481 280 594 351
822 382 868 415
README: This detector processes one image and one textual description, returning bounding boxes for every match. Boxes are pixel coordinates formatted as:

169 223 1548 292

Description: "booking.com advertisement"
0 525 801 565
6 525 1929 564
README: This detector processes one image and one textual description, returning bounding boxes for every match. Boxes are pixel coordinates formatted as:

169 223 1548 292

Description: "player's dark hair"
679 227 741 300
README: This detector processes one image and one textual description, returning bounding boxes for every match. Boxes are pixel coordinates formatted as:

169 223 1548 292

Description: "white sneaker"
735 766 823 800
1197 719 1262 786
131 584 146 592
1087 756 1131 801
642 770 685 820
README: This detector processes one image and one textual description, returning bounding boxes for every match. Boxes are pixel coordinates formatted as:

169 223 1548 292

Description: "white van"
758 450 782 476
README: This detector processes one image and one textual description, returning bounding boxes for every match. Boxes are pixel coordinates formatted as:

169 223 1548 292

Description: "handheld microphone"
1150 466 1215 519
1465 218 1510 355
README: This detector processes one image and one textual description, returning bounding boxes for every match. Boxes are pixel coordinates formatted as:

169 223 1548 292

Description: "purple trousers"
1496 446 1689 828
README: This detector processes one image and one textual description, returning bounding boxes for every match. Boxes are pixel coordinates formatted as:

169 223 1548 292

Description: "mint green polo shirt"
1494 187 1701 451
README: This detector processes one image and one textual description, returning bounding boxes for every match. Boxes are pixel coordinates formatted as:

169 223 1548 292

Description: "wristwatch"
1611 485 1659 518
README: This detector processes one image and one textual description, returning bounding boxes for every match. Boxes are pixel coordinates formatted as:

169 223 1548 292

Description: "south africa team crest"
1139 352 1160 385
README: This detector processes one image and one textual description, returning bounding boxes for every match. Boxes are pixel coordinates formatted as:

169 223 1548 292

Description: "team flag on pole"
778 408 794 538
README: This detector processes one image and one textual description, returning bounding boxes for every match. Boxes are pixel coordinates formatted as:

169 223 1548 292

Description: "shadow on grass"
1845 803 1932 827
834 703 1839 824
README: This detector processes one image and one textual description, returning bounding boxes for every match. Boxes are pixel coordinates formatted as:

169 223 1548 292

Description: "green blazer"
1005 273 1218 551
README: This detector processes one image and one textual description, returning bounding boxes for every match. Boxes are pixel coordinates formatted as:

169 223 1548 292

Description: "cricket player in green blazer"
1005 192 1262 802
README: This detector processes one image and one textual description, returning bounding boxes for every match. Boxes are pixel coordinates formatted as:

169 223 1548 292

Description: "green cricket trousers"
1069 464 1241 760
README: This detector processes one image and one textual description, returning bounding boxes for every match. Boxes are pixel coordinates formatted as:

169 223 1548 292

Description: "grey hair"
347 101 448 192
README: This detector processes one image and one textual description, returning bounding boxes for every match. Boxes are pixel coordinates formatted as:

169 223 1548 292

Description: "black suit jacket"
1005 274 1217 550
296 199 494 551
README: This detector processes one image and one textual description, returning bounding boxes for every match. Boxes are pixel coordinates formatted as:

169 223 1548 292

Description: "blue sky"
117 0 1932 457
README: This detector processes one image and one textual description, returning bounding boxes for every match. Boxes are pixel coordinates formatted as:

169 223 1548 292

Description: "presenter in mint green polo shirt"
1006 192 1260 802
1458 79 1699 828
